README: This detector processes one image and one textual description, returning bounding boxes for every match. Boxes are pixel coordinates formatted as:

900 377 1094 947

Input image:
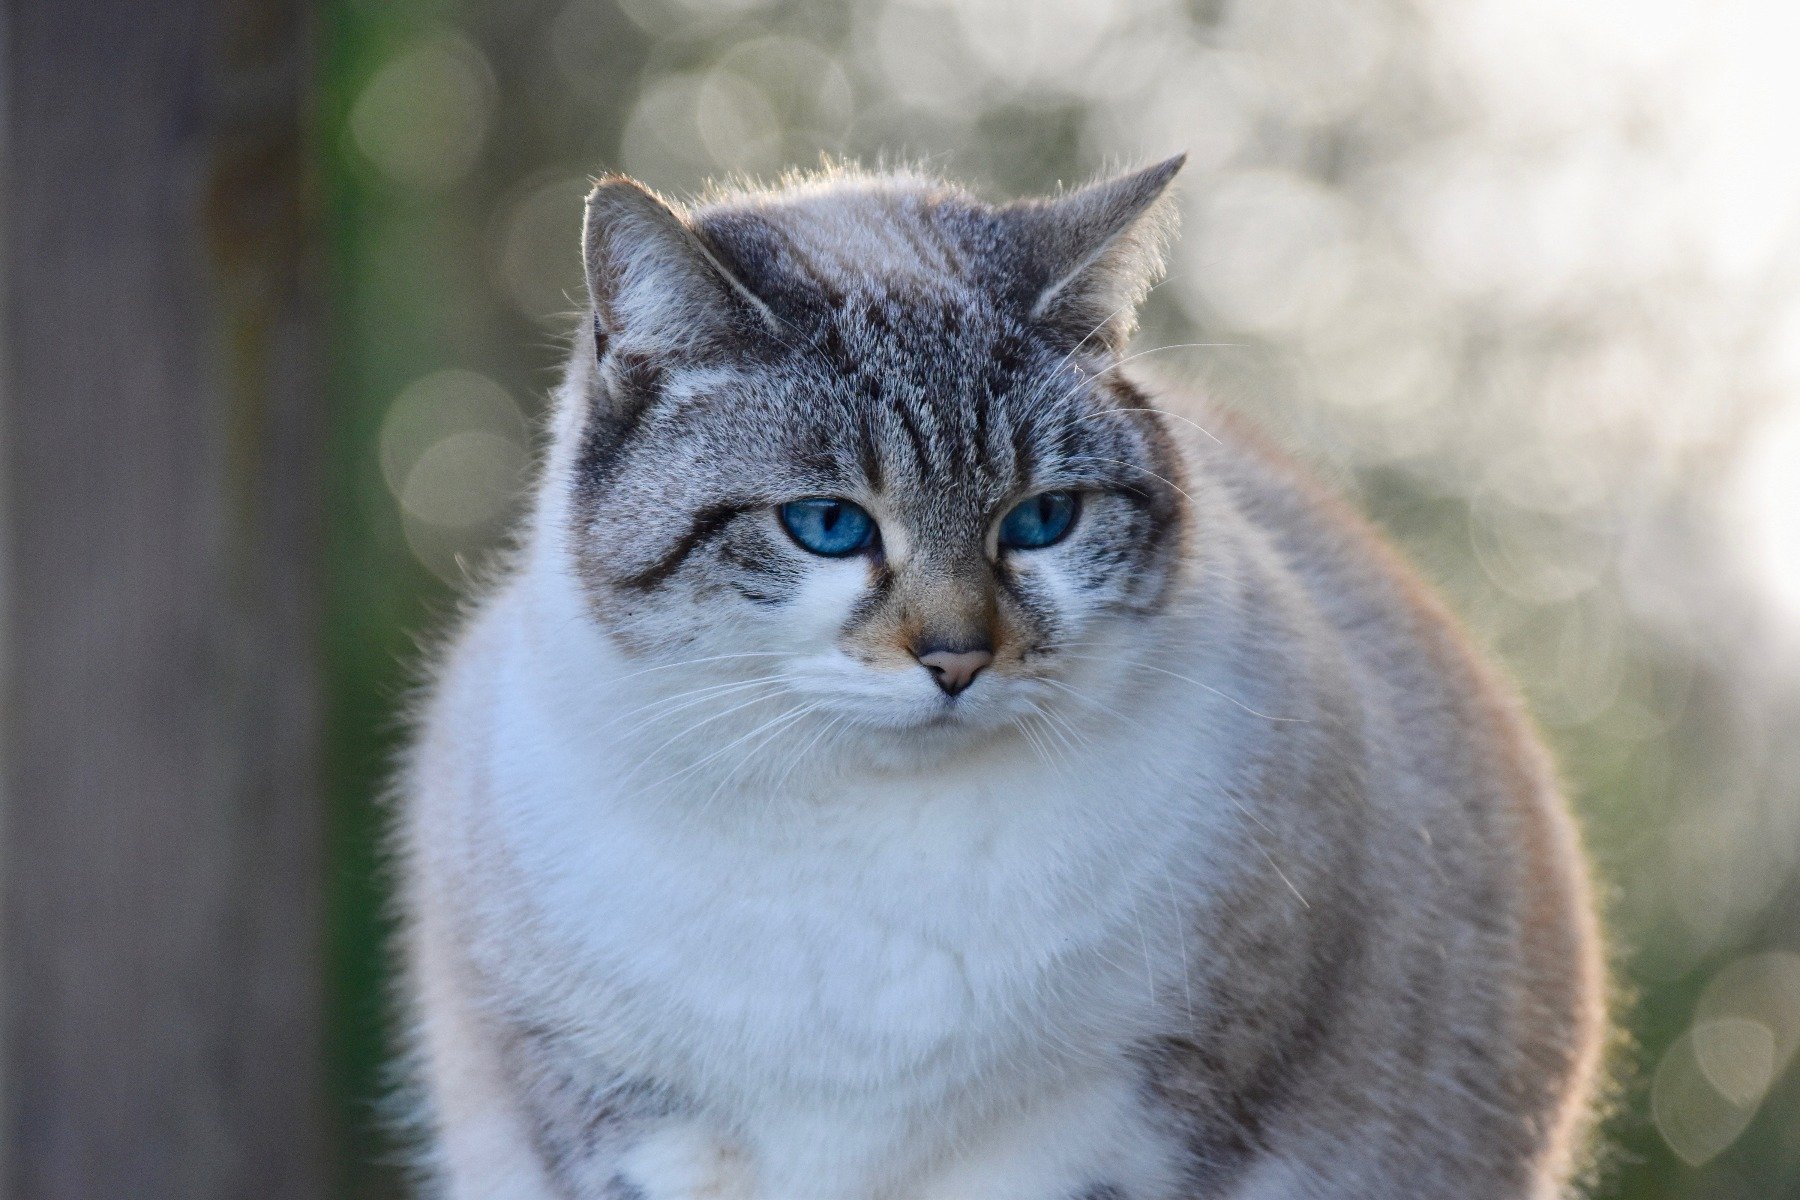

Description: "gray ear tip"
1143 153 1187 188
583 175 689 269
584 174 658 217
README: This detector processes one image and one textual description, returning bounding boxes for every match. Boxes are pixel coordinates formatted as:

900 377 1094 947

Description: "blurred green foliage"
320 0 1800 1195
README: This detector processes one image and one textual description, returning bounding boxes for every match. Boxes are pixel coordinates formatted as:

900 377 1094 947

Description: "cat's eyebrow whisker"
1040 341 1246 411
1025 276 1177 408
1061 455 1201 510
1072 405 1223 446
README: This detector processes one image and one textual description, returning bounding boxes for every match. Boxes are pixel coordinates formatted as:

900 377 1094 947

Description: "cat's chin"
829 724 1009 775
827 698 1039 768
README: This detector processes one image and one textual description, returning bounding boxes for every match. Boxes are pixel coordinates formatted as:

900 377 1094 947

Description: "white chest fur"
436 576 1244 1196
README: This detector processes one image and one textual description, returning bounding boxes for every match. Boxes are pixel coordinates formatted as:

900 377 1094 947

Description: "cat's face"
564 162 1189 748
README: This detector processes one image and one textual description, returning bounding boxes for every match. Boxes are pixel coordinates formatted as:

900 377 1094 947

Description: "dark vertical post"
1 2 328 1196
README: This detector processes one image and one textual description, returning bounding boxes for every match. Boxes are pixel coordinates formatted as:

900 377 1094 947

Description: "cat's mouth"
787 653 1066 740
839 681 1039 741
846 700 974 733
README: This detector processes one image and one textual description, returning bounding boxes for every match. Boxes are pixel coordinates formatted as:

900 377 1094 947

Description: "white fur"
404 371 1270 1200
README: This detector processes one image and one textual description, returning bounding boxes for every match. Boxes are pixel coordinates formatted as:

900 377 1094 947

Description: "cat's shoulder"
1174 392 1472 647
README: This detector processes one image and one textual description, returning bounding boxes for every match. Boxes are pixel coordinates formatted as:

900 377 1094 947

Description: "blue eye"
778 497 877 557
999 490 1080 549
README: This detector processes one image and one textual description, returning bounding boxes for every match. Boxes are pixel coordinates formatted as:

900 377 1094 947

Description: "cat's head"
561 159 1192 749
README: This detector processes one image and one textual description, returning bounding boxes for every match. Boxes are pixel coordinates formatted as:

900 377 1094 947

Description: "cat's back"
1180 391 1551 790
1182 389 1601 953
1166 390 1608 1185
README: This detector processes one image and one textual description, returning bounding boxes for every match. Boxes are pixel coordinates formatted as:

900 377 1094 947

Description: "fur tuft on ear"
1005 155 1185 352
582 176 781 363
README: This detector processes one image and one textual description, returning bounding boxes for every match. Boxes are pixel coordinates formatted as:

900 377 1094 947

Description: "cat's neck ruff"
453 549 1256 1165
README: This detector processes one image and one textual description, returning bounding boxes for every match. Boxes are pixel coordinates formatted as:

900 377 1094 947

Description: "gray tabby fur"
396 158 1607 1200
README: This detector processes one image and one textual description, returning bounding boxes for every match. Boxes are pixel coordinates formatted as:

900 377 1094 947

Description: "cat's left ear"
582 175 783 364
1004 155 1184 352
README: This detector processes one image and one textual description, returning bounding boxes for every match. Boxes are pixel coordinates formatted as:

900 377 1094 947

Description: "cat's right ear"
1002 155 1185 353
582 176 781 364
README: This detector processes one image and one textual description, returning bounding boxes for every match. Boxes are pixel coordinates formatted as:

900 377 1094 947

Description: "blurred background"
4 0 1798 1196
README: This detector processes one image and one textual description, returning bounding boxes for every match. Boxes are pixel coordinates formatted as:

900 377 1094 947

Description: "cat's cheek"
1009 556 1092 639
1071 539 1161 616
781 560 873 647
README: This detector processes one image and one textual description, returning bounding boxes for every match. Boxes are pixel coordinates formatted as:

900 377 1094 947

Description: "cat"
396 157 1607 1200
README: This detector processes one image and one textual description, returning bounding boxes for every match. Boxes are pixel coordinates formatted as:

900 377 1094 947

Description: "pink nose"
915 646 994 696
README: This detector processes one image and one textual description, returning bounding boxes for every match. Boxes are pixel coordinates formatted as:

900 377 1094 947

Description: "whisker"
602 673 800 734
1045 341 1245 408
1160 866 1196 1024
1072 405 1223 445
694 703 821 819
1062 454 1202 511
1034 342 1245 422
1013 714 1061 782
603 651 791 688
1033 701 1095 760
766 712 845 806
1035 663 1308 914
1049 651 1305 724
1127 881 1159 1006
1256 844 1311 909
613 685 791 789
1033 676 1116 726
1127 665 1304 724
1023 277 1178 408
1023 704 1080 777
629 696 823 803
